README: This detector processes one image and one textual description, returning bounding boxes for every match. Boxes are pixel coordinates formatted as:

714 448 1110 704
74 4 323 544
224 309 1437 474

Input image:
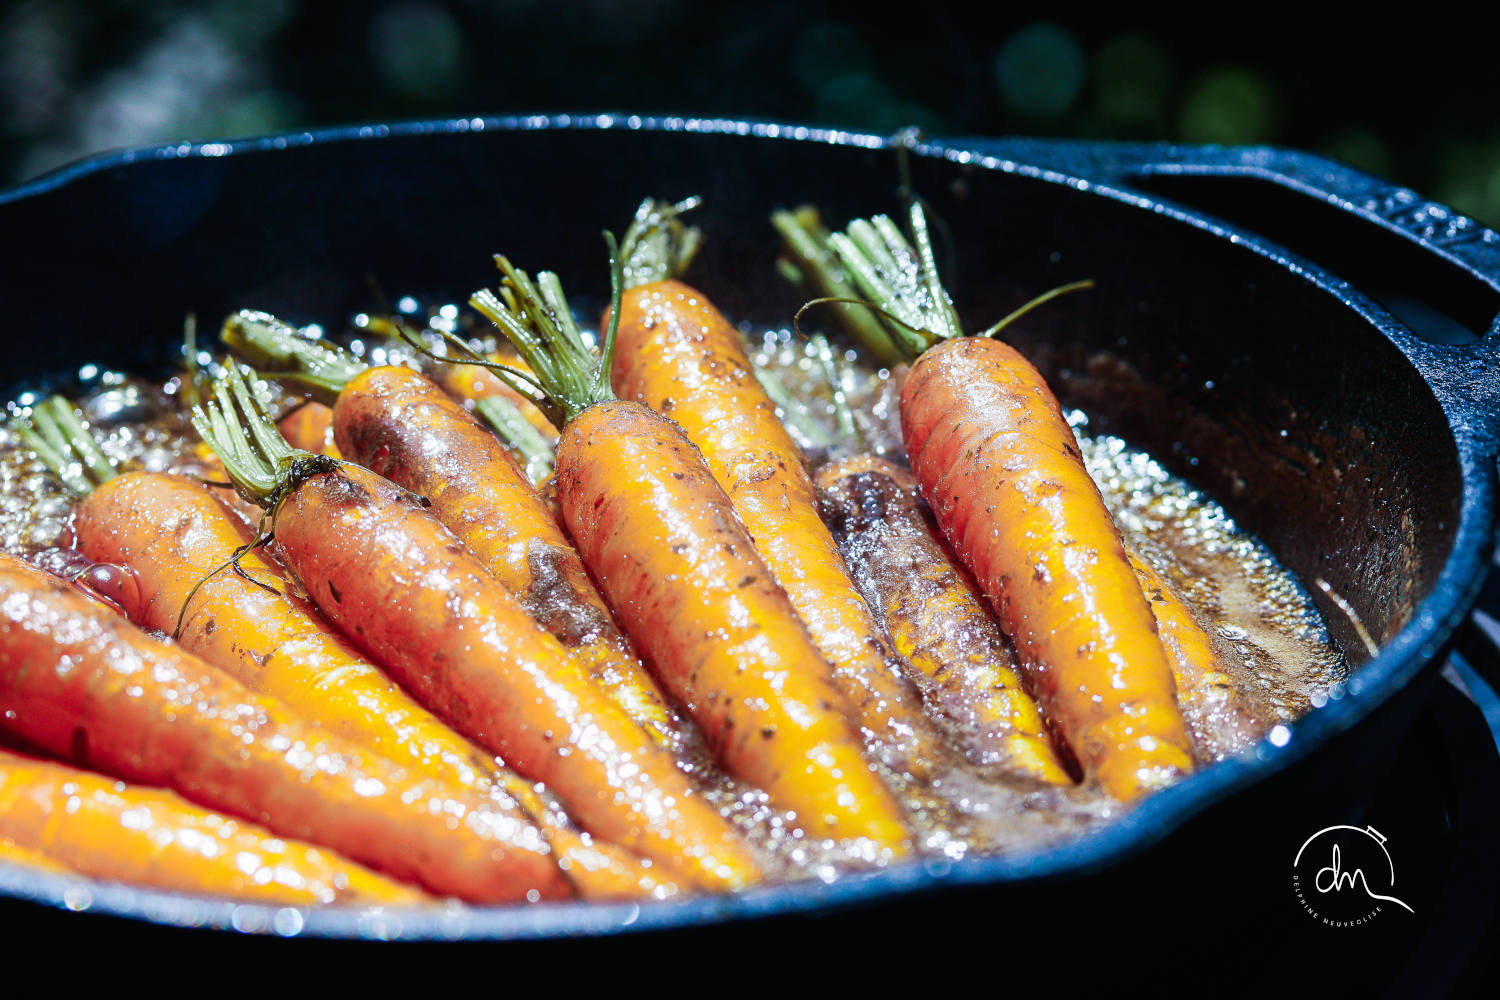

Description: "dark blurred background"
3 1 1499 224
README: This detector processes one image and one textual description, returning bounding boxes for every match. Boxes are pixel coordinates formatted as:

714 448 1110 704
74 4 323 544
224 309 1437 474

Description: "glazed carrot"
0 550 570 902
222 313 682 753
278 400 341 457
350 313 562 451
1125 546 1266 762
815 203 1196 800
191 368 758 889
605 199 946 780
0 750 422 904
229 311 555 487
332 367 684 750
468 244 911 853
0 835 71 875
18 404 665 901
816 454 1071 783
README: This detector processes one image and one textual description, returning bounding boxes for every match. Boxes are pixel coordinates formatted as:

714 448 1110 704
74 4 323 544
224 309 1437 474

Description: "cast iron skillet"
0 115 1495 942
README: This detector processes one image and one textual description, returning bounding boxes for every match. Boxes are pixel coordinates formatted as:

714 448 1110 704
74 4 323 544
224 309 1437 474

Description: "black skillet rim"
0 113 1494 940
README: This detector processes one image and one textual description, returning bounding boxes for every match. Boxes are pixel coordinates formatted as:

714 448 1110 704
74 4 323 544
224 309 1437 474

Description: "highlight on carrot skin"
0 184 1348 917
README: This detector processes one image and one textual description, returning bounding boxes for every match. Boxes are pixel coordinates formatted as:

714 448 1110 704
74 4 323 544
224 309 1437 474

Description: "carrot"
0 549 571 901
350 313 562 451
467 242 911 853
812 203 1196 801
18 402 666 902
229 310 555 487
816 454 1072 783
0 749 422 904
278 400 341 457
190 367 759 889
605 198 948 781
222 313 682 754
1125 545 1267 762
332 367 685 750
0 835 72 875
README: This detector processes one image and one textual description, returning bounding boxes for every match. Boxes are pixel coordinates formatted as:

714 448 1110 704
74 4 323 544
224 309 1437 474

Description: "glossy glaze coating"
333 366 681 750
0 552 569 901
271 461 759 889
557 400 910 851
0 749 421 904
816 454 1071 784
901 337 1196 800
610 280 945 779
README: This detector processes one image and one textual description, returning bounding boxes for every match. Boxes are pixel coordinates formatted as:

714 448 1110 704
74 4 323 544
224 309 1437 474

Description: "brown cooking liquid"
0 313 1347 886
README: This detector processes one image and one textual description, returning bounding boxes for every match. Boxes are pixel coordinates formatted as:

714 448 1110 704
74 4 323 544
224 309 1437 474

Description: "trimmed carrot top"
467 237 628 422
618 196 702 290
781 201 1094 363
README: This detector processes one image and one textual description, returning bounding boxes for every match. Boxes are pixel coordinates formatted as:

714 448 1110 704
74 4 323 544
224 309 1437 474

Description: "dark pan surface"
0 115 1495 940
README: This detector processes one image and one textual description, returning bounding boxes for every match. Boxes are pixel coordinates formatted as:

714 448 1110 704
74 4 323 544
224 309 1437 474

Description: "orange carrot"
223 314 678 750
0 834 72 875
606 199 946 780
817 203 1196 800
468 245 911 853
278 400 341 457
0 749 422 904
1125 546 1267 762
331 365 684 754
0 549 572 901
229 311 555 486
816 454 1071 783
191 368 759 889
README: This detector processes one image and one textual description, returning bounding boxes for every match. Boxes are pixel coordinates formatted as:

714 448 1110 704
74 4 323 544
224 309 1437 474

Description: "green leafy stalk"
11 396 118 496
221 310 368 407
181 313 207 408
468 234 624 425
190 363 321 508
797 199 1095 363
475 395 555 486
772 206 902 366
824 203 963 361
974 279 1097 339
619 196 703 290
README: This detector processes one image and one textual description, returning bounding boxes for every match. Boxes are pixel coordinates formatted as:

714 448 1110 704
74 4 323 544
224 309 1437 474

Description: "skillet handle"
937 138 1500 436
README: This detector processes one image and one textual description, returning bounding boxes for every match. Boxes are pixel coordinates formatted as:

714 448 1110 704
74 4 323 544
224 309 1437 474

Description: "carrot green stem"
12 396 118 496
221 311 366 407
474 395 555 486
802 200 1095 363
751 361 838 451
189 364 330 508
772 206 902 366
825 203 963 361
181 313 205 409
973 279 1097 339
468 234 624 425
618 196 703 290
